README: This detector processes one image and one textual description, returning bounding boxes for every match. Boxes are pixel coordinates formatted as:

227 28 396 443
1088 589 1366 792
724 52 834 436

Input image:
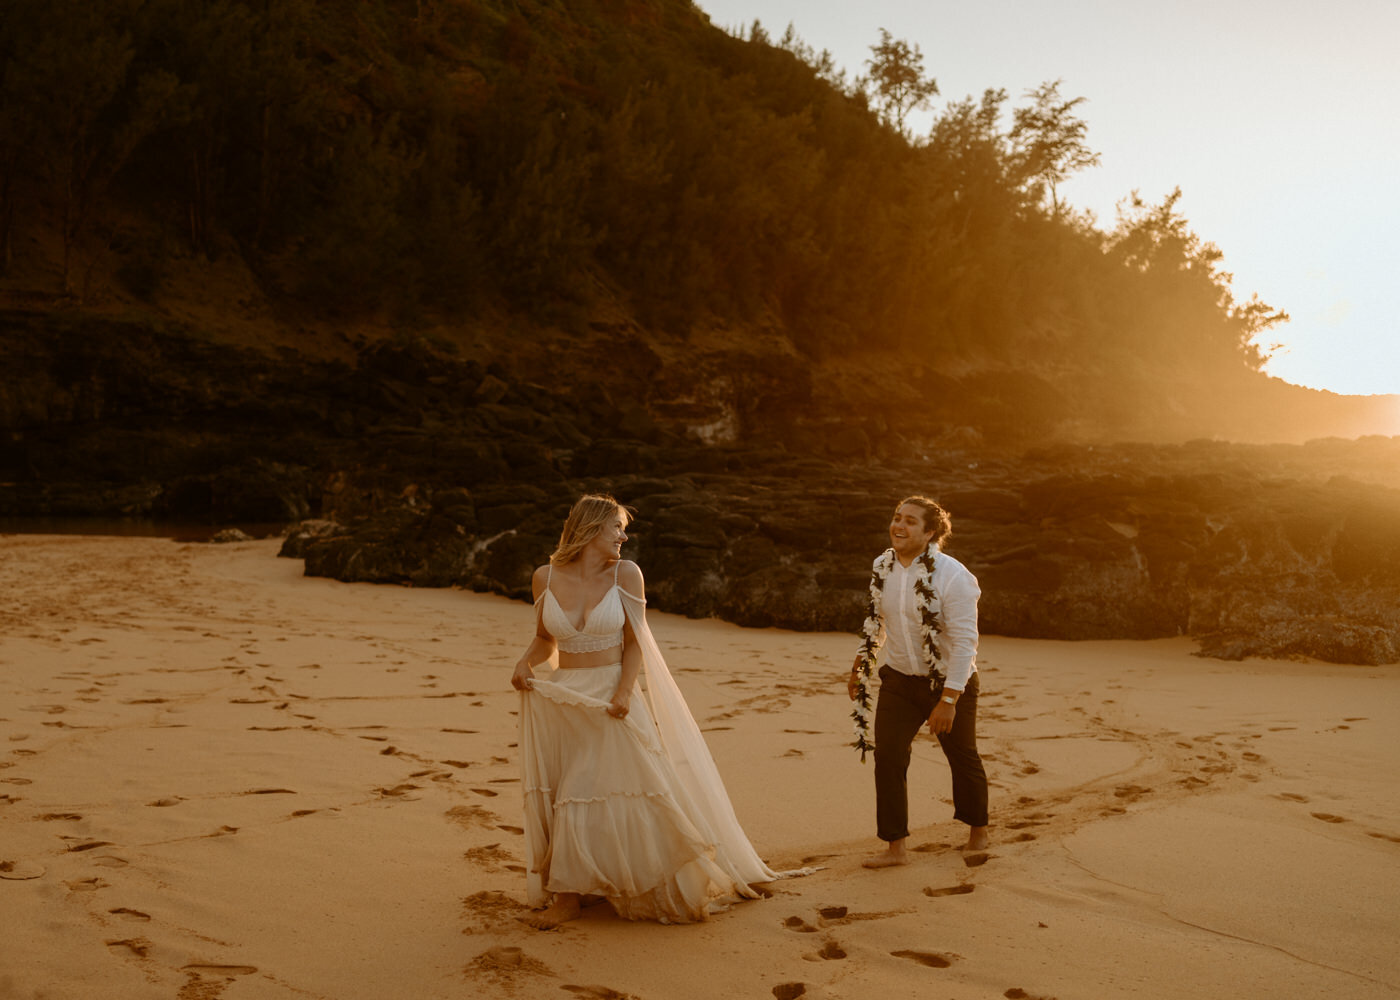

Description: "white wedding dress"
519 575 780 923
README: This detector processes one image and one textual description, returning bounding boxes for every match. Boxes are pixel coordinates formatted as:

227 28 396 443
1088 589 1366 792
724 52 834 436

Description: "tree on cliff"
1009 79 1101 219
1108 187 1286 371
859 28 939 137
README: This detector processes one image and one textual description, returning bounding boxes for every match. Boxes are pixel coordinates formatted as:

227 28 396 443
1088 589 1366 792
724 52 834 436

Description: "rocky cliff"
5 307 1396 666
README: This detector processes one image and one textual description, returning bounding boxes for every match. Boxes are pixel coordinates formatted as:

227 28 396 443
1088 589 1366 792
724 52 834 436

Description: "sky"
697 0 1400 397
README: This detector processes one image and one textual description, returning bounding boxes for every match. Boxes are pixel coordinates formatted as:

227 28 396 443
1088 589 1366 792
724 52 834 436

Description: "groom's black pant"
873 667 987 842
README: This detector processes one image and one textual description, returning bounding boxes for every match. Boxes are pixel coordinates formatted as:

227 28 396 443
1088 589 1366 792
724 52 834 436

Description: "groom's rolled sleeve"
939 572 981 691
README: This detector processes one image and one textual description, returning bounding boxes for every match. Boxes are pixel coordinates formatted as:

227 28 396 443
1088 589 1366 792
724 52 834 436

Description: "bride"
510 494 780 926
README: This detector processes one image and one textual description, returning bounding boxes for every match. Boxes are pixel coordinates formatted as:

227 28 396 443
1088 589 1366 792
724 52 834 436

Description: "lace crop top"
538 564 626 655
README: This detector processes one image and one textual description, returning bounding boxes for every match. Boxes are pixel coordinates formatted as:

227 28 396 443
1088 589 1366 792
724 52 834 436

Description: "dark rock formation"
280 439 1400 666
3 308 1398 665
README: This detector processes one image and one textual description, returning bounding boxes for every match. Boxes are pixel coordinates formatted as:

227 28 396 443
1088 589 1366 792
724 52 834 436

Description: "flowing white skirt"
520 663 747 923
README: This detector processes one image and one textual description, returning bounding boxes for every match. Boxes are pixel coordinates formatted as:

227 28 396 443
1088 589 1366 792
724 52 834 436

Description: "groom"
846 496 988 866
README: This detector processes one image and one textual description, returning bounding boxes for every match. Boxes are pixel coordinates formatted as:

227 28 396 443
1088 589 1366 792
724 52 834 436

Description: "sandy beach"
1 534 1397 1000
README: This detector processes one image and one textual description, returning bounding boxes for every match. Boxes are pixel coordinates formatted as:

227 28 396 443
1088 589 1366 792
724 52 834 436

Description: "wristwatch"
940 694 957 705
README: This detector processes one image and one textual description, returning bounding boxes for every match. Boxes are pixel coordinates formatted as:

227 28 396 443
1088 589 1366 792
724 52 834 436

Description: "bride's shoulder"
615 559 645 593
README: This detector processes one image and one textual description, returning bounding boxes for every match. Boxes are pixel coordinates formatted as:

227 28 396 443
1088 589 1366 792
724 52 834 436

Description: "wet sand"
1 535 1396 999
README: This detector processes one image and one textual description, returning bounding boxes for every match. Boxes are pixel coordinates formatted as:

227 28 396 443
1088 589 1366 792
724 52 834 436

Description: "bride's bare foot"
963 826 989 852
861 844 909 869
520 893 582 929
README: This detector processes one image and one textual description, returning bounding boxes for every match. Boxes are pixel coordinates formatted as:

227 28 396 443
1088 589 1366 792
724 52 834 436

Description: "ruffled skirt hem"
520 665 751 923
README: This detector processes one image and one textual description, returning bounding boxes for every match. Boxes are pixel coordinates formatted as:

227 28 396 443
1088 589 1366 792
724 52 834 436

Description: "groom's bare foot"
861 844 909 869
963 826 989 852
520 893 582 929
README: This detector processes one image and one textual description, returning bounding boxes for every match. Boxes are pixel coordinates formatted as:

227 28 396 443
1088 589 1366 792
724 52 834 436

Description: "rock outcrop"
279 439 1400 666
3 308 1398 665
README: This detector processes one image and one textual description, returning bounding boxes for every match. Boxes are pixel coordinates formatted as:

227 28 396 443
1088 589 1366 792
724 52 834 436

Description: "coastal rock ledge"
279 438 1400 667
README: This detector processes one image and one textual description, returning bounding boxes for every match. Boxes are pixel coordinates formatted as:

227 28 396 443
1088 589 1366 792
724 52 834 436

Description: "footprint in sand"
463 844 518 872
375 783 421 799
466 946 554 988
105 938 150 958
891 949 952 968
1277 792 1309 803
109 908 151 921
446 805 499 829
0 860 45 880
783 916 818 933
462 891 530 934
1367 832 1400 844
180 963 259 996
561 986 641 1000
1311 813 1348 824
66 841 116 853
814 939 846 960
963 853 991 868
182 964 258 976
924 884 975 897
772 985 806 1000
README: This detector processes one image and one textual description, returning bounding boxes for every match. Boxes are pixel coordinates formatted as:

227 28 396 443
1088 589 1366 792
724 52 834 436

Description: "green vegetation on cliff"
2 0 1283 384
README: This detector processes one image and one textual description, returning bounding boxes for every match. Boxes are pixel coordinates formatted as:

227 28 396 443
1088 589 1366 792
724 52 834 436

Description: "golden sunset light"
702 0 1400 399
2 3 1397 998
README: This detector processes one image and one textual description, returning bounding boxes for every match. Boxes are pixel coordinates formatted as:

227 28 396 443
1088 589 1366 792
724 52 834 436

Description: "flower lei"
851 544 943 761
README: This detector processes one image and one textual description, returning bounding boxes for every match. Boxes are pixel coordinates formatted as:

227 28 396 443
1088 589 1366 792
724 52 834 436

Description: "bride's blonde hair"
550 494 632 565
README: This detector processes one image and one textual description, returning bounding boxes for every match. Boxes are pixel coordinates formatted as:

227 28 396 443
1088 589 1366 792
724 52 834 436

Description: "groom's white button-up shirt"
878 550 981 692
